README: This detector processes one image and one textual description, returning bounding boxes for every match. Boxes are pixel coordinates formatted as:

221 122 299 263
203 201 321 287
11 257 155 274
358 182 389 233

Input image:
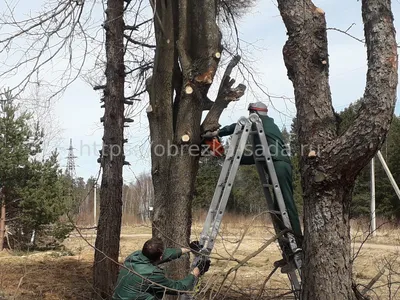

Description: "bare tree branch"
124 34 156 49
327 27 365 44
201 55 246 132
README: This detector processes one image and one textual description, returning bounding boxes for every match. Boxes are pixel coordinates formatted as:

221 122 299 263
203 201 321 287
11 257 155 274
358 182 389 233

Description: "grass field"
1 216 400 299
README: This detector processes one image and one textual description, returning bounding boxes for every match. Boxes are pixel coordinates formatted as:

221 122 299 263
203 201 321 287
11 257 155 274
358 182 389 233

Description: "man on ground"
113 238 209 300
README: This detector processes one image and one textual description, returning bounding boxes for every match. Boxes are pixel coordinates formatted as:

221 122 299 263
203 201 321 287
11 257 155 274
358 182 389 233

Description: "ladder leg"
249 113 303 298
201 118 252 252
181 118 252 300
251 115 301 254
198 121 244 250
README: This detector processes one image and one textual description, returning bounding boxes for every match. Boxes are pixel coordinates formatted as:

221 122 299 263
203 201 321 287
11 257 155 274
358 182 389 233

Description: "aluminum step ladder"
183 113 302 300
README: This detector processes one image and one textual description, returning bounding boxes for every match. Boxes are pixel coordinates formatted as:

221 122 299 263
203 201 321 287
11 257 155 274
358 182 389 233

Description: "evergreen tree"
291 154 303 214
193 156 224 210
0 90 74 249
288 117 303 213
289 117 299 156
16 151 73 243
289 98 400 221
386 116 400 219
230 165 266 214
194 110 400 221
337 99 363 135
281 126 290 145
0 90 43 244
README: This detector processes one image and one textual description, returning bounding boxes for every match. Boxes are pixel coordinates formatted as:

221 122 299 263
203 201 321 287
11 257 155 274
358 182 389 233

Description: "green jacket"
112 248 196 300
219 115 291 164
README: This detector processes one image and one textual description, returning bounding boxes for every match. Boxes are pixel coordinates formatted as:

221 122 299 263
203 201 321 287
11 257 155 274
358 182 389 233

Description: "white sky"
2 0 400 183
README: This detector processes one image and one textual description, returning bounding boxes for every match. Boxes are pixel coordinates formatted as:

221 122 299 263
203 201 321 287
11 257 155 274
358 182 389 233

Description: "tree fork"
277 0 397 299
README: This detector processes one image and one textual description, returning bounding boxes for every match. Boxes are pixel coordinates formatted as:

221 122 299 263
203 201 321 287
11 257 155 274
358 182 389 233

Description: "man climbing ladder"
196 108 303 299
203 102 303 270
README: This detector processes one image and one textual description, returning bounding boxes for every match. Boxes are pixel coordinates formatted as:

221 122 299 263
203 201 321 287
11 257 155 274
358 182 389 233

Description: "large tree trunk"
277 0 397 299
148 0 220 278
92 0 125 298
147 0 245 283
302 182 354 298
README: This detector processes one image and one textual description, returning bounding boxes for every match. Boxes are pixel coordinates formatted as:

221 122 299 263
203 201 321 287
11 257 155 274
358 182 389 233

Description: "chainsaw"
202 136 225 157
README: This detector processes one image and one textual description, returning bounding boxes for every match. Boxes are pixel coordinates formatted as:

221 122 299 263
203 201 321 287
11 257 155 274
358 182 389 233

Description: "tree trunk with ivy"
277 0 397 299
147 0 246 282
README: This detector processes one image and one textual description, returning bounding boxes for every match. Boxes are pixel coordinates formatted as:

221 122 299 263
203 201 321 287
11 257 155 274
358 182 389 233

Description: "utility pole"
94 183 97 226
370 158 376 237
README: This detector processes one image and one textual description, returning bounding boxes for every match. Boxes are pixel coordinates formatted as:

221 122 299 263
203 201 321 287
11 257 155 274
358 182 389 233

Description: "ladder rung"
255 157 265 162
263 183 272 188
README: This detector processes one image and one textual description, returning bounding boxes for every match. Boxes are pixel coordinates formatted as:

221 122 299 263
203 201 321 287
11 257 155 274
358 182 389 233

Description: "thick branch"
324 0 398 177
201 56 246 132
217 54 241 95
174 0 224 142
147 0 176 149
177 0 191 75
202 97 214 110
277 1 337 147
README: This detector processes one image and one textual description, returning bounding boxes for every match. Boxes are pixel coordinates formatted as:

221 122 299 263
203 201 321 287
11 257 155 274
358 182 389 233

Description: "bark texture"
147 0 245 282
277 0 397 299
92 0 125 298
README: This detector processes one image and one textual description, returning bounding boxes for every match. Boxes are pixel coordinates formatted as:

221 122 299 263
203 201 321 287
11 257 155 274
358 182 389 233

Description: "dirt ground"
1 220 400 299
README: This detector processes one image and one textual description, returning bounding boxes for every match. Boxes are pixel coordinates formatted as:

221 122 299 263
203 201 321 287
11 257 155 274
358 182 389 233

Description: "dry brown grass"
1 214 400 299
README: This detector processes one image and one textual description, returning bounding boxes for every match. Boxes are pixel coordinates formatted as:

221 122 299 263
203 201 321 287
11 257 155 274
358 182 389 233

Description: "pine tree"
0 90 43 249
0 90 73 249
290 98 400 221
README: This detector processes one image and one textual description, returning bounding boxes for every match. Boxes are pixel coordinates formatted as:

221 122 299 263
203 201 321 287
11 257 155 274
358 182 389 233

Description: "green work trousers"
271 160 303 243
241 154 302 245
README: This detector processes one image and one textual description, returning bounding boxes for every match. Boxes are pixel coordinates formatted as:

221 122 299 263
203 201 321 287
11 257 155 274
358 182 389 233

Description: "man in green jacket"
112 238 209 300
203 102 302 272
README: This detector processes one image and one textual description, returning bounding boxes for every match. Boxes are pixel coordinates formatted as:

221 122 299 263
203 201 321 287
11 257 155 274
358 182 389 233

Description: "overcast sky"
2 0 400 184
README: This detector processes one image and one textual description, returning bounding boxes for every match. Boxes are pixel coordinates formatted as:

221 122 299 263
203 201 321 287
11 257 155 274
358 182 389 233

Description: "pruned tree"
146 0 248 280
1 0 155 296
277 0 397 298
92 0 126 298
92 1 157 298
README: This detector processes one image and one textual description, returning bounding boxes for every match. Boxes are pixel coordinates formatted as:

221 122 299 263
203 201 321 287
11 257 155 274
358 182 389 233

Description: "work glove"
201 130 219 139
196 258 211 276
189 240 201 253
